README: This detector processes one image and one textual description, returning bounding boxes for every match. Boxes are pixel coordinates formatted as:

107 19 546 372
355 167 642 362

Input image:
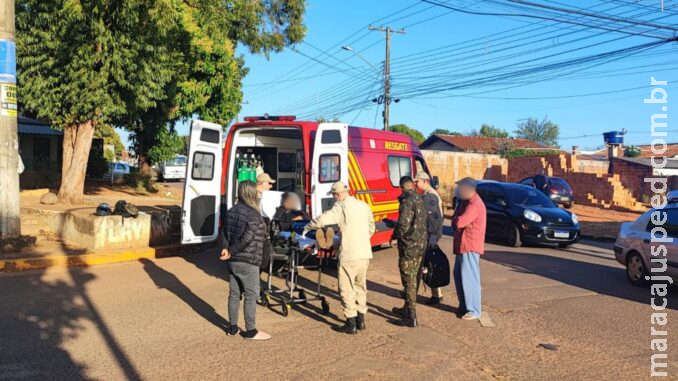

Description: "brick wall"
505 155 645 212
422 150 507 204
577 159 609 175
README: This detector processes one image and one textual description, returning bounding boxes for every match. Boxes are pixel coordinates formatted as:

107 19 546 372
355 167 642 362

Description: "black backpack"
421 246 450 288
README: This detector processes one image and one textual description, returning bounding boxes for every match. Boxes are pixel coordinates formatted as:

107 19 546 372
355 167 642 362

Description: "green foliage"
103 150 116 162
124 172 157 194
479 124 509 138
94 125 125 159
17 0 307 198
16 1 177 130
316 117 341 123
430 128 461 137
390 124 426 144
502 149 562 159
181 135 190 156
624 145 642 158
145 126 185 164
514 116 559 147
86 153 110 179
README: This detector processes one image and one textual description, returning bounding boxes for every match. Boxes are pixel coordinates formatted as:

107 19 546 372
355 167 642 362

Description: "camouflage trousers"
398 248 426 309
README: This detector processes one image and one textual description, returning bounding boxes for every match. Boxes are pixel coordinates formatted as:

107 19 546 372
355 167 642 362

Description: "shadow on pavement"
0 265 142 380
483 249 678 310
140 258 228 332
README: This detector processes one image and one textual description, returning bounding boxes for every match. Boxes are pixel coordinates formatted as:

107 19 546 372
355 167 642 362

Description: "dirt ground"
570 204 641 240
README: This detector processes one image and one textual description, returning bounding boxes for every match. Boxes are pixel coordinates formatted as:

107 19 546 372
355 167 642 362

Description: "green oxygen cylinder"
248 156 257 182
238 154 249 182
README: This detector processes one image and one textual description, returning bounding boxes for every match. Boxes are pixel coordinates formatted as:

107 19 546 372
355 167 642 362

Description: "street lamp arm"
341 45 382 75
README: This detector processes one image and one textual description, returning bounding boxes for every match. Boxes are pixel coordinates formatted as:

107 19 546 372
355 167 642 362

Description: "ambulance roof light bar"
243 114 296 122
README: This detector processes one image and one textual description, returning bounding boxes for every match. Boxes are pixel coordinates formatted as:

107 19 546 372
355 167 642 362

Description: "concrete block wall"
506 155 645 212
422 150 507 204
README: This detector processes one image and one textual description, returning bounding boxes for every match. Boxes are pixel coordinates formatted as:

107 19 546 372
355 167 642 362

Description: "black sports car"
475 181 580 248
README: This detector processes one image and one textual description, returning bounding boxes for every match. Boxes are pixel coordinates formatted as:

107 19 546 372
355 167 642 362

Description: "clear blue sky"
120 0 678 151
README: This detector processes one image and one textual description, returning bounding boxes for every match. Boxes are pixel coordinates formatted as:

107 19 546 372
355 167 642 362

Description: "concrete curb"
0 242 219 273
0 248 157 272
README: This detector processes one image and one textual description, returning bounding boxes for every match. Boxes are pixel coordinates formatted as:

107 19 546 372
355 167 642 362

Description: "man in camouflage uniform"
390 176 428 327
414 172 445 305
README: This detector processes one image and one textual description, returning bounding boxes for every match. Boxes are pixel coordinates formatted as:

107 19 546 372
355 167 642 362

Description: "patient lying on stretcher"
272 192 309 232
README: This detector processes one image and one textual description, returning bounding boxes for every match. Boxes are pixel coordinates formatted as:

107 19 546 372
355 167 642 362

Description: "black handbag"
421 246 451 288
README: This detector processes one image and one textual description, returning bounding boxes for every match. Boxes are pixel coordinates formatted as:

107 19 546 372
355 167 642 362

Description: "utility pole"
369 25 405 132
0 0 20 239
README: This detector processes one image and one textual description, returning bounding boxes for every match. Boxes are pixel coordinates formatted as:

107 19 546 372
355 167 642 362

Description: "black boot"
356 312 366 331
397 309 417 328
334 317 358 334
391 303 408 317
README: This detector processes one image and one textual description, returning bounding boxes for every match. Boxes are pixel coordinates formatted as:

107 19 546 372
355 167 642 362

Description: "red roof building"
419 134 547 154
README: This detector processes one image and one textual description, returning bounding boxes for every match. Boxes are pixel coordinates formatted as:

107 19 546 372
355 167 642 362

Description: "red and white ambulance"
181 115 437 247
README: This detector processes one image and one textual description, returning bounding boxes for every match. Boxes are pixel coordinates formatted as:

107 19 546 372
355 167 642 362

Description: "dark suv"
519 176 575 209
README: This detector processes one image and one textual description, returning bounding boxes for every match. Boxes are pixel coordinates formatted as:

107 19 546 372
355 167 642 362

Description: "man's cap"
328 181 349 195
455 177 477 189
256 173 276 184
414 172 431 181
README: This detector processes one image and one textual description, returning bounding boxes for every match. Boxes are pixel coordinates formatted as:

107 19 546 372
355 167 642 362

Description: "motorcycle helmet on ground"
95 203 111 216
114 200 140 218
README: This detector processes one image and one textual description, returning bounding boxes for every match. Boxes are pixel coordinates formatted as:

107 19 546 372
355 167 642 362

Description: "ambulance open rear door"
311 123 349 218
181 120 223 244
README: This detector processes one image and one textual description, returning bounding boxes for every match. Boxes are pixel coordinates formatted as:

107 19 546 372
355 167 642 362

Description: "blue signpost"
0 39 17 117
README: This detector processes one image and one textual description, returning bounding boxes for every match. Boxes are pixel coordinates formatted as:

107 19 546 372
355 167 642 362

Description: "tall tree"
390 124 425 144
17 1 177 203
17 0 306 203
479 124 509 138
514 116 560 147
430 128 461 137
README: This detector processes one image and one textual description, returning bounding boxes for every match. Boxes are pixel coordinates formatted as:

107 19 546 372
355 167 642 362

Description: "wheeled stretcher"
261 226 335 317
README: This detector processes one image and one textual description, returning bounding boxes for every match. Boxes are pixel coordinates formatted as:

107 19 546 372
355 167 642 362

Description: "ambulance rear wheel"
321 298 330 315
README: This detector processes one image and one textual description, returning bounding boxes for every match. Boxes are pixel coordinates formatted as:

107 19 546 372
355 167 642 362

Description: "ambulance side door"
311 123 349 218
181 120 223 244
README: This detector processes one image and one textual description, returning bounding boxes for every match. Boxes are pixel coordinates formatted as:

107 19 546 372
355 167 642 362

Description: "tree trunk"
58 121 95 204
138 153 152 176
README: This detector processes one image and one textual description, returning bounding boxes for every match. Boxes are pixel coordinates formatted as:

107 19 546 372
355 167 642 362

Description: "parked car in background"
476 181 580 248
614 205 678 286
519 176 575 209
110 162 131 176
667 189 678 205
157 155 187 182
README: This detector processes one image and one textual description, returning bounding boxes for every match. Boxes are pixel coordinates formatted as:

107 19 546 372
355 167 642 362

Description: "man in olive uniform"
414 172 445 305
391 176 428 327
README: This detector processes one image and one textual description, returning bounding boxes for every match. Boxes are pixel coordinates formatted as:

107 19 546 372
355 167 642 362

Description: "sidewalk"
0 185 188 272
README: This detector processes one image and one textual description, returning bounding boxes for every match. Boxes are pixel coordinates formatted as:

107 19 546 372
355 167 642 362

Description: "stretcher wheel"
321 298 330 315
282 303 292 317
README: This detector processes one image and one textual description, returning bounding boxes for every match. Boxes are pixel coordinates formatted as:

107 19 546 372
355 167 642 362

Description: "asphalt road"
0 235 675 380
